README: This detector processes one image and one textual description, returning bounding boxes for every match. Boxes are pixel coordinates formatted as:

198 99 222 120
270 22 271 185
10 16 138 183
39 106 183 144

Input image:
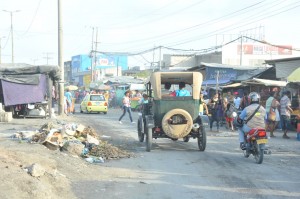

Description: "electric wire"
1 30 11 49
106 0 180 28
162 1 300 48
106 0 286 52
103 0 267 45
19 0 43 36
105 0 207 30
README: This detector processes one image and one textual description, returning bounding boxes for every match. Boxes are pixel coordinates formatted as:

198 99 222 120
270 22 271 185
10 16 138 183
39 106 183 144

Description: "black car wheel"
145 126 152 152
197 124 207 151
137 117 145 142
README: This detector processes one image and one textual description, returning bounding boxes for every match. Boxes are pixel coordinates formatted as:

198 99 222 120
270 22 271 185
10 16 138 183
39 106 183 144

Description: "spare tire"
162 109 193 139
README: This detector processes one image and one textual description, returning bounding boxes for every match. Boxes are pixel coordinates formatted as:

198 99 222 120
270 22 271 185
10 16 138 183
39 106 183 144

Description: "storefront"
287 67 300 131
241 78 287 107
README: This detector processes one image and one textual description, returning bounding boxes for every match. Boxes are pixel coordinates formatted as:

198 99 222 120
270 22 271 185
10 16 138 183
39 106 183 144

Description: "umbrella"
287 67 300 83
65 85 78 91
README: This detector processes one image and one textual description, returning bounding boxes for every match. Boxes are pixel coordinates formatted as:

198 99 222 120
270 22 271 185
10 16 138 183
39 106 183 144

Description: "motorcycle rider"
237 92 266 150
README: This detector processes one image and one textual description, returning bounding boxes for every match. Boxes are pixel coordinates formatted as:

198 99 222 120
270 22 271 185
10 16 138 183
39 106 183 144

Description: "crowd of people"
200 89 295 141
61 83 296 143
200 91 243 132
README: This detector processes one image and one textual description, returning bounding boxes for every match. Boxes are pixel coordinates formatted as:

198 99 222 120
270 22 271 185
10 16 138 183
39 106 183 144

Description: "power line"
19 0 43 36
106 0 266 46
103 0 282 52
105 0 180 28
1 30 11 49
104 0 207 30
162 1 300 48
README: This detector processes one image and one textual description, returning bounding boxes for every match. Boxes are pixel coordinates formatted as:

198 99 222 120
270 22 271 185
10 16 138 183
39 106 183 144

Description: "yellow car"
80 94 108 114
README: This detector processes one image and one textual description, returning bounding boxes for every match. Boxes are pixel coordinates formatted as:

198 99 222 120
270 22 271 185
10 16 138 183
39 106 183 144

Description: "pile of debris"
11 121 133 163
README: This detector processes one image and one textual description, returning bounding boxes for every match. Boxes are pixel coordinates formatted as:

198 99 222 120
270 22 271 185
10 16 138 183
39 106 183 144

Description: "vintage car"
80 94 108 114
137 71 209 152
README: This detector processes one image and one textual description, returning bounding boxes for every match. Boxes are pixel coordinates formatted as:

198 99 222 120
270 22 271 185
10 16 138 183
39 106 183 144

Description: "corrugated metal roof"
242 78 287 87
200 62 270 70
221 83 242 88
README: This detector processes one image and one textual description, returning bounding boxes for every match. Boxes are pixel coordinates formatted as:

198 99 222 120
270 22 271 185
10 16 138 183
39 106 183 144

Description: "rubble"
27 163 46 177
89 141 132 160
13 121 133 163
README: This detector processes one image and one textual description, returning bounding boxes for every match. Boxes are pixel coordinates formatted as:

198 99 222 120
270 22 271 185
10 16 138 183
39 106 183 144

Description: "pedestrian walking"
265 91 280 137
208 93 220 132
280 91 293 138
199 92 209 116
240 92 250 110
64 88 72 115
233 91 241 109
119 90 134 124
217 93 225 126
224 98 235 131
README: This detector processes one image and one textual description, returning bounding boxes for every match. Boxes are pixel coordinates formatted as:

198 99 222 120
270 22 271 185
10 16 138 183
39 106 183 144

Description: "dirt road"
73 107 300 199
0 106 300 199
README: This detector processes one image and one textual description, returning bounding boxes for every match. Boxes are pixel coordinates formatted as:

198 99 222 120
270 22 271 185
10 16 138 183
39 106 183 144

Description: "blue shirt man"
176 82 191 97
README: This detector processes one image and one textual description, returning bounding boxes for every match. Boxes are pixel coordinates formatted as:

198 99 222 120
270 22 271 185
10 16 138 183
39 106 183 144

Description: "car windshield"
90 95 105 101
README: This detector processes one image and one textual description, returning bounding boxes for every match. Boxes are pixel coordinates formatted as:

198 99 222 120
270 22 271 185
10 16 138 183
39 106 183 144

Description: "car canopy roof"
149 71 202 100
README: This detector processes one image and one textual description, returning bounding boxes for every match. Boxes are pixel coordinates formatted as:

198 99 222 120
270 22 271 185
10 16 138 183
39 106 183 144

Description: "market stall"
287 68 300 133
241 78 287 107
0 64 59 118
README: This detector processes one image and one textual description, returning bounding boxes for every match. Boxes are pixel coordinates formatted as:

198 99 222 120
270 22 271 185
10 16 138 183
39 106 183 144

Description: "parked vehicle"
80 94 108 114
243 128 268 164
137 71 209 152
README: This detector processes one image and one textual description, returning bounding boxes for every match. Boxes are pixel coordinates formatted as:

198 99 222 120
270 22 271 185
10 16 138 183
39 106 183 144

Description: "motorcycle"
243 128 268 164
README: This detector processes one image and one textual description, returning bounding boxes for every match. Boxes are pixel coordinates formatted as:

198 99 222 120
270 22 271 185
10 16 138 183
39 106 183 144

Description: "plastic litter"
85 156 104 163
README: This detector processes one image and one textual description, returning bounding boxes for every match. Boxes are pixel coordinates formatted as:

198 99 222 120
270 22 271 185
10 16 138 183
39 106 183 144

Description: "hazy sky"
1 0 300 66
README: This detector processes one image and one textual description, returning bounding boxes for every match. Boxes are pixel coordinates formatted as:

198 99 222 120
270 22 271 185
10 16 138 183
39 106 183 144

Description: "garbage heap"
12 121 133 163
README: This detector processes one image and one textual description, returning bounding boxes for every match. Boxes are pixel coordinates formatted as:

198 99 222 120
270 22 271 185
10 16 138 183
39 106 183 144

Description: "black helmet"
249 92 260 103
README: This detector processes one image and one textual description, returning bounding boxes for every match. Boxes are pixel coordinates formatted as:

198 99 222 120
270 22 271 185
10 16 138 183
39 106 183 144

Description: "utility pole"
159 46 162 70
240 35 243 66
90 27 94 82
152 46 155 69
94 27 98 81
2 10 20 64
58 0 64 115
31 58 39 65
216 71 219 93
43 52 53 65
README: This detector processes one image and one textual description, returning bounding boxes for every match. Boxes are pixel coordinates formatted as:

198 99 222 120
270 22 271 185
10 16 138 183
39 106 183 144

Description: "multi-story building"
70 53 128 87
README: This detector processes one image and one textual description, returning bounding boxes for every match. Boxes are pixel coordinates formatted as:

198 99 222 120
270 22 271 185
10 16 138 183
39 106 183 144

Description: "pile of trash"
11 121 133 163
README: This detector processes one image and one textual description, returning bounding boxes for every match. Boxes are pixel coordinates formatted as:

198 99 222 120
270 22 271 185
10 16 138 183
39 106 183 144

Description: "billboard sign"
237 44 292 55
